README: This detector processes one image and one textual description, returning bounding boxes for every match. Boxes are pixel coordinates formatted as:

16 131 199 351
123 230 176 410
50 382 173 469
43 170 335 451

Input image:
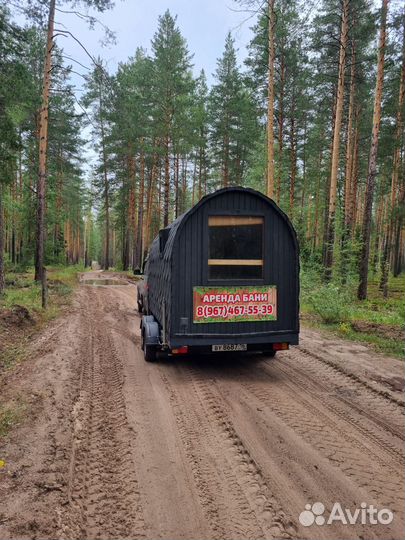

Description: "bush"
308 284 351 324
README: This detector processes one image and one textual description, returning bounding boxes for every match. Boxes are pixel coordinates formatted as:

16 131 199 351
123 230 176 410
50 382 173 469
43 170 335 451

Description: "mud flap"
141 315 160 346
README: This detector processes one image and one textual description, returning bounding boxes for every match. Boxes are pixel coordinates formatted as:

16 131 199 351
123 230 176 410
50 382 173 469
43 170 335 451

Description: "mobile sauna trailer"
138 186 299 361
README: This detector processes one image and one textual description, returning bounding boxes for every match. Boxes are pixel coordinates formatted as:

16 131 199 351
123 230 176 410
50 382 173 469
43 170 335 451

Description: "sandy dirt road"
0 272 404 540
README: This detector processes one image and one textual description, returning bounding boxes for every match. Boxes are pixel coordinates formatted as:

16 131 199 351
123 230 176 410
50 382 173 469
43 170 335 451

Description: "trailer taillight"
273 342 289 351
171 346 189 355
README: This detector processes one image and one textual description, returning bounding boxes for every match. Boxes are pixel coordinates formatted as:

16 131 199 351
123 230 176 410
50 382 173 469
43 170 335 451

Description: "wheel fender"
142 316 160 346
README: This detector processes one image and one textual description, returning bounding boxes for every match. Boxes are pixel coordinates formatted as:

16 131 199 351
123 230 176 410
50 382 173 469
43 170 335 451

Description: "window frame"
205 211 265 284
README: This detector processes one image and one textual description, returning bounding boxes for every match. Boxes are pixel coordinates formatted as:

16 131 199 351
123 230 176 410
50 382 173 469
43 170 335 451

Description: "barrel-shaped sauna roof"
150 186 298 260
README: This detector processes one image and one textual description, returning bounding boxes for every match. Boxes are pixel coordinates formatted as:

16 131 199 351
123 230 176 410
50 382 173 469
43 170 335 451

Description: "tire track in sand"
230 362 404 513
159 365 296 540
59 288 145 540
270 354 404 463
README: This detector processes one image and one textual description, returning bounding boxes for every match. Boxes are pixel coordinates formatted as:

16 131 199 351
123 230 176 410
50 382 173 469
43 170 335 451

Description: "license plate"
212 344 247 352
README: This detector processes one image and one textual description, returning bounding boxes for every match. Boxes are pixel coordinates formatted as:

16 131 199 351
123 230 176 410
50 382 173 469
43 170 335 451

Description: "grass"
0 265 86 439
301 268 405 359
0 264 86 372
334 323 403 358
0 397 27 439
0 342 29 371
1 264 84 310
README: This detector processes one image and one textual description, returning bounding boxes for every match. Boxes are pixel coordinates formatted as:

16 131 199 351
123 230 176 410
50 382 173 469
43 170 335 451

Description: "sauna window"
208 216 264 279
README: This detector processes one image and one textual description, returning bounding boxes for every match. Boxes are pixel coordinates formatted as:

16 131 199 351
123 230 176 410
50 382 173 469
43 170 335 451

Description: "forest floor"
0 265 84 374
300 272 405 359
0 271 404 540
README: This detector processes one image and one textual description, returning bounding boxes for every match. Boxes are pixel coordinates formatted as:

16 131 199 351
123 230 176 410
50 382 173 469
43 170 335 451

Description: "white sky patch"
37 0 257 184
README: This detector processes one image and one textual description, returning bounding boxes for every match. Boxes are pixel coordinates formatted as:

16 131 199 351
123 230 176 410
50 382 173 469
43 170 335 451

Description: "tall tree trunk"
163 135 170 227
373 192 384 272
393 209 404 277
324 0 349 281
322 93 337 266
126 150 136 271
98 77 110 270
122 178 130 271
341 43 356 283
17 137 23 263
267 0 275 199
349 110 360 236
100 128 109 269
192 154 197 206
198 136 204 201
0 183 5 295
300 115 307 217
135 142 145 270
277 46 285 205
181 155 187 213
35 0 56 284
174 152 179 218
145 149 159 247
54 147 63 258
223 133 230 187
344 43 356 231
289 114 297 218
11 175 16 264
313 141 324 253
380 12 405 296
358 0 389 300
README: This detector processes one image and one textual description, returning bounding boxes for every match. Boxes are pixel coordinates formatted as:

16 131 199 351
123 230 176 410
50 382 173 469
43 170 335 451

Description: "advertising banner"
193 286 277 323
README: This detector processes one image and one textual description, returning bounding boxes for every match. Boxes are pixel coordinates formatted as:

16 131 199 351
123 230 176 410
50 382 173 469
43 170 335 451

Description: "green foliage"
307 283 351 324
0 398 26 438
301 264 404 358
1 264 82 312
209 33 259 186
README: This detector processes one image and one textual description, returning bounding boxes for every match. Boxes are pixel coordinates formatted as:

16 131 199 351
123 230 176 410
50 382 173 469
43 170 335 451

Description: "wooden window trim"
208 216 263 226
208 259 263 266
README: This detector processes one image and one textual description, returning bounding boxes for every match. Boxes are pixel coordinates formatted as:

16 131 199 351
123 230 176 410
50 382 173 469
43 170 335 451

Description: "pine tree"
82 61 114 269
380 10 405 296
209 33 257 188
0 6 34 292
358 0 389 300
192 70 209 202
267 0 276 198
324 0 349 281
151 10 193 226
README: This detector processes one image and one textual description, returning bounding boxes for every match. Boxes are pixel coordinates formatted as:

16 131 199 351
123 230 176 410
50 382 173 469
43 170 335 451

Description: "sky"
45 0 260 173
54 0 259 89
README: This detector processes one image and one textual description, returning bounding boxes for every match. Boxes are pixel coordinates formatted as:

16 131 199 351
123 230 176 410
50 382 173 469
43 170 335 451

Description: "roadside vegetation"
0 397 26 439
301 266 404 359
0 264 84 371
0 264 85 438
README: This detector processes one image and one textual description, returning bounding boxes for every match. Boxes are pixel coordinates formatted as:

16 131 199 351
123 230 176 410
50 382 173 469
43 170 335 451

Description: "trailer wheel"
141 329 157 362
144 343 157 362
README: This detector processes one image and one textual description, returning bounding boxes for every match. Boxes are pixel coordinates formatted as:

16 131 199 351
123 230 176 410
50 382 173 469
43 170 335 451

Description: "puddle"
81 279 128 286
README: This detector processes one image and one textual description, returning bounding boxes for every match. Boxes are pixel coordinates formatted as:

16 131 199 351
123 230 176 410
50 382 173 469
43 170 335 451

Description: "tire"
144 343 157 362
141 330 157 362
